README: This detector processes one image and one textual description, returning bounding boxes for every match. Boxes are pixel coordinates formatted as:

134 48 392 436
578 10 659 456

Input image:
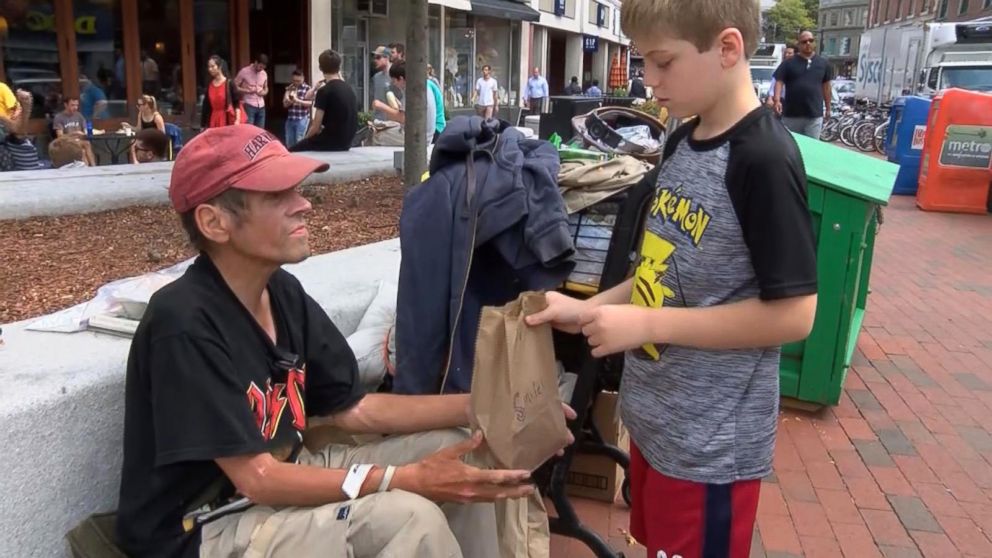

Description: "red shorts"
628 442 761 558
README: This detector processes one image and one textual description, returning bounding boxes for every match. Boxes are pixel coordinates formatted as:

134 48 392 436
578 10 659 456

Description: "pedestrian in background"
564 76 582 95
473 65 498 120
773 31 832 139
201 55 244 129
524 67 549 115
236 53 269 128
283 69 312 148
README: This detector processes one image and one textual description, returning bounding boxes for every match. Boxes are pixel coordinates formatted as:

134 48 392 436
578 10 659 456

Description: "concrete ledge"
0 239 401 558
0 147 402 221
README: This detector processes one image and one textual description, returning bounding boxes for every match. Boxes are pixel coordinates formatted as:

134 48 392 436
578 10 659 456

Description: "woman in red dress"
199 55 244 129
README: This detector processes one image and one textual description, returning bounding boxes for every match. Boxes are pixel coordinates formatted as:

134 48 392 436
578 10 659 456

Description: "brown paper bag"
470 291 571 471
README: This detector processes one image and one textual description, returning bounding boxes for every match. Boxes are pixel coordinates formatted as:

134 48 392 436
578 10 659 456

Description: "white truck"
855 19 992 103
751 43 786 102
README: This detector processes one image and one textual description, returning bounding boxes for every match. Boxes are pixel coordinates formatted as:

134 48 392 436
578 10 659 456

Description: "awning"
470 0 540 22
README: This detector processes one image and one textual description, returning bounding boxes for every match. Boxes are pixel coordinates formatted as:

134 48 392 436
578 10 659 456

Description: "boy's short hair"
388 60 406 80
48 136 85 168
621 0 760 59
318 49 342 74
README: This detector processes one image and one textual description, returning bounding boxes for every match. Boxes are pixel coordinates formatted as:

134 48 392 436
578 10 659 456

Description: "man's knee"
358 490 457 550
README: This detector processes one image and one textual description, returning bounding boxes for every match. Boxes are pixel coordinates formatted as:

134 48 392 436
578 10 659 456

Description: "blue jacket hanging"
393 116 575 394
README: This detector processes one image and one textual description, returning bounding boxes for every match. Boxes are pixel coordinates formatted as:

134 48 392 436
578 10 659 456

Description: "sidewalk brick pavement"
550 196 992 557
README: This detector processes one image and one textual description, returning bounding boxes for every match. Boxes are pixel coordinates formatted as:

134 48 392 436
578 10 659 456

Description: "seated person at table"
48 136 90 169
53 97 96 166
130 128 170 164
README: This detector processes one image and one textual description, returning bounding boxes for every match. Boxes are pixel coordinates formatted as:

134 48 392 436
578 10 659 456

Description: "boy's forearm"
320 393 469 434
645 294 817 350
588 277 634 308
773 81 784 102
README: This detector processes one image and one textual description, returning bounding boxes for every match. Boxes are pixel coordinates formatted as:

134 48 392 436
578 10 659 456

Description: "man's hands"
396 432 534 503
773 99 783 115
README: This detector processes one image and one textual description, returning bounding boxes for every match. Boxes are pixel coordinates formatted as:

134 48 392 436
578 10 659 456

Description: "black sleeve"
727 116 818 300
149 334 268 466
772 60 785 81
823 61 835 83
200 93 210 128
662 118 695 161
227 80 241 110
314 86 329 112
303 294 365 417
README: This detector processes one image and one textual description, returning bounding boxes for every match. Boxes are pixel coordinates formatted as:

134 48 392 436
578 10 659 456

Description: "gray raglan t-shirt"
620 107 818 484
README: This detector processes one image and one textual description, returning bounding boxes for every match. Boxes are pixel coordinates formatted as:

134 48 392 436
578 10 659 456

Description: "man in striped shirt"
0 88 40 172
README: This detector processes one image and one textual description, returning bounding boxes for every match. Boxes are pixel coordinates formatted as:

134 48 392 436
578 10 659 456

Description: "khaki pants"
199 429 549 558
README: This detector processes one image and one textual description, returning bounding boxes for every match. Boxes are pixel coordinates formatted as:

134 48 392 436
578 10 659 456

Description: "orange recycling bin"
916 88 992 214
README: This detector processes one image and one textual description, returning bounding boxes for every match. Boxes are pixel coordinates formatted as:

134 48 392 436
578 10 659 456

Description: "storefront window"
74 0 126 120
475 16 515 106
1 0 63 118
334 0 369 112
137 0 183 115
444 11 475 109
194 0 231 115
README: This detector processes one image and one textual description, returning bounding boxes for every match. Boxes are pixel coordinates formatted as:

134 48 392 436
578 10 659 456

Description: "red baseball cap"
169 125 329 213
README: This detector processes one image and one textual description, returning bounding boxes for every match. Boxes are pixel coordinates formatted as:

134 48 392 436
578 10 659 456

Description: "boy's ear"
716 28 747 68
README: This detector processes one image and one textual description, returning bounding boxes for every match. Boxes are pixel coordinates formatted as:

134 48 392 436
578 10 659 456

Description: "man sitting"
53 97 97 166
116 124 565 558
130 128 170 164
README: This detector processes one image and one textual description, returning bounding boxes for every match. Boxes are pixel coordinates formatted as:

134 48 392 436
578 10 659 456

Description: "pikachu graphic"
631 231 677 360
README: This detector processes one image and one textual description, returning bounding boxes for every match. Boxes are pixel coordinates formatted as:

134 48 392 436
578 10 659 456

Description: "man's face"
65 99 79 114
292 74 304 86
532 67 540 78
637 34 728 119
374 54 388 71
784 47 795 60
798 33 815 56
389 51 402 63
220 187 314 265
134 140 158 163
483 67 491 79
391 76 406 91
254 61 266 73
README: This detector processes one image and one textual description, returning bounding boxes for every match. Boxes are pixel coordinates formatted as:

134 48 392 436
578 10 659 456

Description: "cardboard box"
565 391 629 503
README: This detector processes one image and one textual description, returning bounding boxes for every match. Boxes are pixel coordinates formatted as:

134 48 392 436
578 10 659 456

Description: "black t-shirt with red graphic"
116 254 364 558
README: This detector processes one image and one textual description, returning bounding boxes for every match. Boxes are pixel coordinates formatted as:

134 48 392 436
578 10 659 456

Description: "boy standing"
528 1 819 556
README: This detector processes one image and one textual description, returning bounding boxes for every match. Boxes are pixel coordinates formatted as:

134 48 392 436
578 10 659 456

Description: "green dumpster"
780 134 898 406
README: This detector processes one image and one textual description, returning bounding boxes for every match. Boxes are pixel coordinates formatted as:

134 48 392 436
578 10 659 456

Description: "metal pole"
404 0 429 188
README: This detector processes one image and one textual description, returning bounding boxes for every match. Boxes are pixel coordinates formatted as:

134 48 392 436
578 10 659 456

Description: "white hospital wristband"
342 464 375 500
377 465 397 493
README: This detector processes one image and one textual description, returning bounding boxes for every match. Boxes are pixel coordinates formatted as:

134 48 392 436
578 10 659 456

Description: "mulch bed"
0 176 404 324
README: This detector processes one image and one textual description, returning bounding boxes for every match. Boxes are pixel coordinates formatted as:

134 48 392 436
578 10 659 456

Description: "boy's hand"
578 304 655 357
525 291 587 334
773 100 783 115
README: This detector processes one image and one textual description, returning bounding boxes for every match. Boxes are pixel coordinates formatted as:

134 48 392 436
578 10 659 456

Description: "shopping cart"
535 176 657 558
